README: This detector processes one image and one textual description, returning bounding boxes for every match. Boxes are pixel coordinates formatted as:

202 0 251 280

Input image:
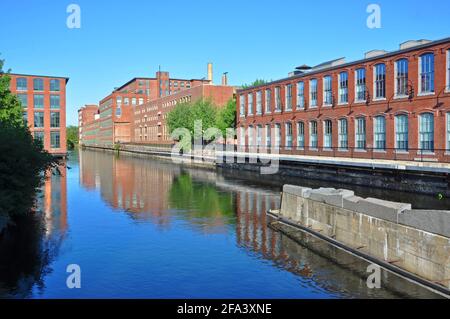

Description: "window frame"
373 116 386 151
239 95 245 117
418 53 435 95
338 118 348 150
309 121 318 149
395 114 409 152
50 79 60 92
16 77 27 91
265 89 272 114
33 78 44 91
395 59 409 98
285 122 293 149
338 72 348 104
309 79 318 107
50 131 61 149
418 112 434 152
256 91 262 114
323 119 333 149
373 63 386 100
247 93 254 115
355 68 367 102
355 117 366 150
323 76 333 106
296 82 305 109
297 121 305 150
285 84 293 111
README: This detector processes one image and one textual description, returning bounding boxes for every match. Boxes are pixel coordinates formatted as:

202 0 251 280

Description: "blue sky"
1 0 449 125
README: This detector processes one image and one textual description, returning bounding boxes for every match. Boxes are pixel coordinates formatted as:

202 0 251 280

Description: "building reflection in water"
78 150 440 298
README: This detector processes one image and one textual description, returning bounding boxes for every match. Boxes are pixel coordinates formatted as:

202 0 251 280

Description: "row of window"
33 131 61 149
15 78 61 92
24 111 61 128
240 51 450 116
17 94 60 109
116 96 145 105
240 112 450 152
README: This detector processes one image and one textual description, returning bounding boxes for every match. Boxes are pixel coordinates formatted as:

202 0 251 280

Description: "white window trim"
417 113 435 154
355 118 366 150
373 116 386 151
309 79 318 108
256 91 262 115
373 64 386 101
338 72 349 105
322 76 332 107
297 82 305 109
239 95 245 118
323 120 332 149
265 89 271 114
394 59 409 100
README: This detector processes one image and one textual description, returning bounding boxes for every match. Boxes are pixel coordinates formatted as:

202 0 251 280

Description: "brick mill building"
132 81 234 144
8 73 69 156
237 38 450 162
79 69 212 147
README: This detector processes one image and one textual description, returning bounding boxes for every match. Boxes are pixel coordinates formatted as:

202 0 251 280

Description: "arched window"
395 115 409 151
355 117 366 150
374 116 386 150
419 53 435 93
309 121 318 149
395 59 409 96
374 64 386 99
33 78 44 91
297 121 305 149
419 113 434 151
323 120 332 149
338 118 348 149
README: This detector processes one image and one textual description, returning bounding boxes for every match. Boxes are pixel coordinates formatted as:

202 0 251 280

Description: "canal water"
0 149 445 298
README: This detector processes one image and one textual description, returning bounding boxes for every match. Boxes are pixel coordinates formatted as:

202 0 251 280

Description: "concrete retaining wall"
278 185 450 290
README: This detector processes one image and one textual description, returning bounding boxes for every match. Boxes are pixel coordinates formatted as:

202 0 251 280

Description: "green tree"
216 98 236 138
0 59 23 127
241 79 269 89
66 125 79 149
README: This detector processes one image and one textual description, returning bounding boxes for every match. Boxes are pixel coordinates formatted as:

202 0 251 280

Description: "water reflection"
76 150 440 298
0 167 67 298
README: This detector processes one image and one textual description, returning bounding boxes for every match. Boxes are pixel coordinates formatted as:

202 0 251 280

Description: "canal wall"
274 185 450 292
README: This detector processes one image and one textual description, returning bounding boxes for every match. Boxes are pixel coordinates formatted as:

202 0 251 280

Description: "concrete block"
343 195 363 212
399 210 450 238
309 188 354 208
283 184 312 198
356 198 411 223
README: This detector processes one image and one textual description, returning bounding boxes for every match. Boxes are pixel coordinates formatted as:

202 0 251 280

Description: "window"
395 115 409 151
310 79 318 107
18 94 28 107
274 124 281 148
50 95 60 109
285 84 292 111
374 116 386 150
323 120 332 149
323 76 332 105
132 97 137 105
116 96 122 105
34 131 44 145
239 95 245 116
396 59 409 96
34 94 44 109
265 124 271 148
50 112 60 128
239 127 245 146
50 79 60 91
248 93 254 115
447 50 450 91
116 106 122 117
447 113 450 150
419 113 434 151
138 98 144 105
355 117 366 149
257 125 263 147
355 68 366 102
124 97 129 105
265 89 271 113
50 131 60 149
248 125 254 147
33 78 44 91
16 77 27 91
297 122 305 149
275 87 281 111
338 118 348 150
34 112 44 128
419 53 434 93
256 91 262 114
285 122 293 148
309 121 318 149
23 111 28 126
374 64 386 99
339 72 348 104
297 82 304 109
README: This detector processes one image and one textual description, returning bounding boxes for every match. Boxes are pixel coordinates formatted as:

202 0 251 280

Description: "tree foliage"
66 125 79 149
216 98 236 137
241 79 270 89
0 58 58 231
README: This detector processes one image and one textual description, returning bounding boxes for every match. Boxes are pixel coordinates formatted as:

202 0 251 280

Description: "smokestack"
207 63 213 83
221 72 228 86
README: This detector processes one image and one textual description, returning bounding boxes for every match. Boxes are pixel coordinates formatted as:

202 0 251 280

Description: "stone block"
283 184 312 198
343 195 363 212
399 210 450 238
309 188 355 208
356 198 411 223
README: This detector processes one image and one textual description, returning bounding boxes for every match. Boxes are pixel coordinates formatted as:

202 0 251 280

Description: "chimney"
207 63 213 83
221 72 228 86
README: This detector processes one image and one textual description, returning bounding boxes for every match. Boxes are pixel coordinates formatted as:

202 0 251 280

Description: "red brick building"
133 83 235 144
82 70 211 147
78 104 99 145
237 38 450 162
8 73 69 156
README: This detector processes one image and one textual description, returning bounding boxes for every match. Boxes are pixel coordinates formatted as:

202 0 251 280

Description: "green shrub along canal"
0 149 444 298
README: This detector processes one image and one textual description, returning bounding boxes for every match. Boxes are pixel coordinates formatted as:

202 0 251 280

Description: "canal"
0 149 445 298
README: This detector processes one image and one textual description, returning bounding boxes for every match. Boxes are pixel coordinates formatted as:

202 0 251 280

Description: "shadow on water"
0 169 67 299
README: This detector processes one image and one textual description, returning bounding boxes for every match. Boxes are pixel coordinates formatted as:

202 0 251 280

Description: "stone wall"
278 185 450 290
